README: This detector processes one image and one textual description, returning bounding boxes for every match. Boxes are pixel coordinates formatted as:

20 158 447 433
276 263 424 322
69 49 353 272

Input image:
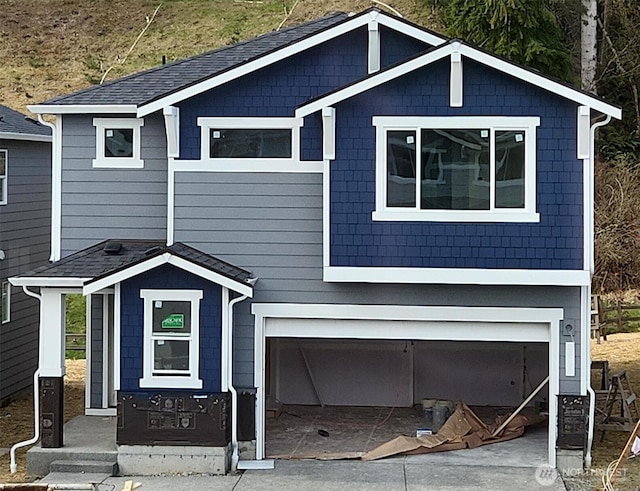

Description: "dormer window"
93 118 144 168
373 116 540 223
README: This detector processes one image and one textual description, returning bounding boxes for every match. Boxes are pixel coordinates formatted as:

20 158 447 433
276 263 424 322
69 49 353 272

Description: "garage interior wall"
272 338 548 408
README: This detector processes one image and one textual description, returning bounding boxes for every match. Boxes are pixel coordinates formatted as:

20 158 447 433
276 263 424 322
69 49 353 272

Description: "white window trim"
1 281 10 324
197 117 303 171
0 149 7 205
92 118 144 169
139 289 203 389
372 116 540 223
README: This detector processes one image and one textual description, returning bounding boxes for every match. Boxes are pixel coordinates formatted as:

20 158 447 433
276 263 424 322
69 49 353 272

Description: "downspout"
227 290 250 472
10 286 42 473
36 114 61 262
585 114 611 469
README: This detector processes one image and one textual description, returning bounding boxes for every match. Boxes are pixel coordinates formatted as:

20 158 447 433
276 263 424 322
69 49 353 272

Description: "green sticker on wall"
162 313 184 329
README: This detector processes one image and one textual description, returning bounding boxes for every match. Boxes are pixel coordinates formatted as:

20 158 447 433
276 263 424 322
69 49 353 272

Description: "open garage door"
252 304 563 467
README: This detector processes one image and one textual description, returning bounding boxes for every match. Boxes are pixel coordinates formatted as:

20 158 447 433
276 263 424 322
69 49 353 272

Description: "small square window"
93 118 144 168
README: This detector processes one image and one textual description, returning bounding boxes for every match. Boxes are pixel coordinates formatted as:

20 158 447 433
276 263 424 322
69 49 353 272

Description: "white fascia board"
456 44 621 119
251 302 564 324
138 11 444 117
83 254 169 295
28 104 138 115
9 276 89 288
81 253 253 297
0 132 52 143
296 45 453 117
323 266 591 287
167 256 253 297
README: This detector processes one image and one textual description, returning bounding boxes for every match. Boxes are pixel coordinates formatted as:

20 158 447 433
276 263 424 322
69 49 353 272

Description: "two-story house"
11 8 620 475
0 104 51 405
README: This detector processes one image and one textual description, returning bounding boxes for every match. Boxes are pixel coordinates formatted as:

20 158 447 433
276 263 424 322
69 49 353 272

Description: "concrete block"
556 448 583 474
50 459 118 475
117 444 231 476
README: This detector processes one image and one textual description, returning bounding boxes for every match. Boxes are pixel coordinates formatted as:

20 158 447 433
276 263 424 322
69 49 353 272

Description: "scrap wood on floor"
361 402 544 461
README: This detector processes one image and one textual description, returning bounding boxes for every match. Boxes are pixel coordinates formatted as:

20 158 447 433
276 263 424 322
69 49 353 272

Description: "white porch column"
39 289 66 377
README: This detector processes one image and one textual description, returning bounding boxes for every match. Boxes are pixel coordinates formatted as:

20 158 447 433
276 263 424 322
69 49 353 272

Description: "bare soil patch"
0 359 85 484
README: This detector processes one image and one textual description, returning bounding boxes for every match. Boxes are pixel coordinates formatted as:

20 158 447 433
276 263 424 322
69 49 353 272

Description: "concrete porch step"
50 459 118 475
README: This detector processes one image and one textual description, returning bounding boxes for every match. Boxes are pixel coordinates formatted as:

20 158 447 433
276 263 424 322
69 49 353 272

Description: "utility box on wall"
556 395 587 450
117 392 230 446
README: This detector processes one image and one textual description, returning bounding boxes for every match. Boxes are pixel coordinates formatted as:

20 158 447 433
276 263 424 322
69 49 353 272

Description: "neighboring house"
0 104 52 405
12 8 620 474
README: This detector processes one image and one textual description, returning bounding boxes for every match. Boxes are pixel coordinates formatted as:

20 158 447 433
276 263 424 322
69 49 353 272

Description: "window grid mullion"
489 128 496 211
415 129 421 211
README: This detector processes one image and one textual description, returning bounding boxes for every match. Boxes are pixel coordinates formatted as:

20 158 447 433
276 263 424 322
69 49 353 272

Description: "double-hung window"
1 281 10 324
373 116 540 222
93 118 144 168
139 289 203 389
0 150 7 205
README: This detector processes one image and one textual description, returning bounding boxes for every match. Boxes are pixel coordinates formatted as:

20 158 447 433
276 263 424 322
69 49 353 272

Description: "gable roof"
10 239 255 297
0 104 52 142
296 40 621 119
28 8 446 117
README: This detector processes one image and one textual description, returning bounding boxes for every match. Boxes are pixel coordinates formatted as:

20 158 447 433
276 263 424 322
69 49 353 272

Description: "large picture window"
373 117 540 222
0 150 7 205
139 289 203 389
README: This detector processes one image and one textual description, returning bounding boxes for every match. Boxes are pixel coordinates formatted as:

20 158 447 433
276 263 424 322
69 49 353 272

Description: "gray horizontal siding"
173 172 583 393
0 138 50 403
60 113 167 257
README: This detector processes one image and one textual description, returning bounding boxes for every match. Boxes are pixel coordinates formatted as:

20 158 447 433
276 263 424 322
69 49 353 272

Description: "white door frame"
252 303 563 468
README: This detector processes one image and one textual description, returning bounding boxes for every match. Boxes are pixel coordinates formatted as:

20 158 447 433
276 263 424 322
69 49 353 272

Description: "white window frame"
139 289 203 389
1 281 10 324
0 149 7 205
372 116 540 223
197 117 303 171
92 118 144 169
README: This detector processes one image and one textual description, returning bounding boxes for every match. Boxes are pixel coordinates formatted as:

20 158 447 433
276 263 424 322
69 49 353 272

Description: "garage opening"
252 304 562 467
265 338 549 465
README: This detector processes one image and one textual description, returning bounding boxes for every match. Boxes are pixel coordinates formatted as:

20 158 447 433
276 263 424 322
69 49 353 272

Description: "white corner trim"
167 159 176 246
323 267 591 286
577 106 590 160
221 288 229 392
450 51 463 107
0 132 52 143
114 283 121 391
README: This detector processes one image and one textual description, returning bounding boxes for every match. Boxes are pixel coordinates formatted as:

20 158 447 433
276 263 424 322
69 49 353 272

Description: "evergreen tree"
443 0 574 82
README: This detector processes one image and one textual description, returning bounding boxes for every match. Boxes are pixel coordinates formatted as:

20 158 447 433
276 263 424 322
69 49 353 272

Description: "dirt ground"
0 360 84 483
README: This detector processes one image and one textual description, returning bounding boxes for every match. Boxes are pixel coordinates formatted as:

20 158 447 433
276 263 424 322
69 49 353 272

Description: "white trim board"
9 277 89 288
296 41 621 119
82 252 253 297
323 267 591 287
0 132 52 142
251 303 562 468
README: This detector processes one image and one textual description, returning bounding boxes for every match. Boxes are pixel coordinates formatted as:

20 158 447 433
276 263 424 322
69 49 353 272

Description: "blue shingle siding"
178 28 370 159
380 26 434 67
329 59 583 270
119 264 223 393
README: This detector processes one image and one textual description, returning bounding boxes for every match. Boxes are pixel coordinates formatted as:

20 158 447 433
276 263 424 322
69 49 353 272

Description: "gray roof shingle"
0 104 51 137
43 11 351 107
17 239 254 287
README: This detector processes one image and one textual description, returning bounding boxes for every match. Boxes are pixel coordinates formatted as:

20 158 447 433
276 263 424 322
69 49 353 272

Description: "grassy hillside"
0 0 443 113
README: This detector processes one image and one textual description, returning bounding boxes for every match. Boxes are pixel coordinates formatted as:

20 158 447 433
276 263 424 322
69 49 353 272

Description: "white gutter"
584 114 612 468
37 114 62 262
227 292 249 472
10 286 42 473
